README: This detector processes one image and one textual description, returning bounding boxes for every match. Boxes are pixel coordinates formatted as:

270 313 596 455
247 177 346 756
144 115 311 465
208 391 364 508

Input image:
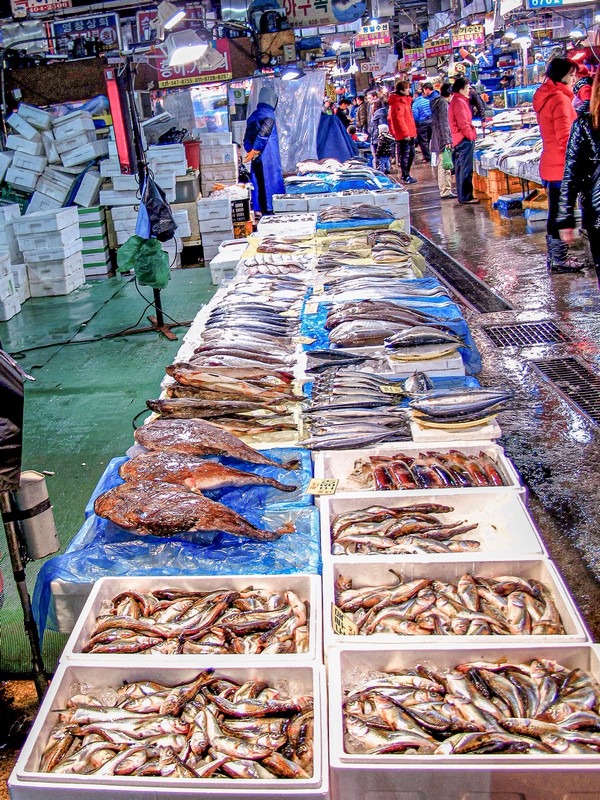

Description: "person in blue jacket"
243 87 285 215
412 82 438 163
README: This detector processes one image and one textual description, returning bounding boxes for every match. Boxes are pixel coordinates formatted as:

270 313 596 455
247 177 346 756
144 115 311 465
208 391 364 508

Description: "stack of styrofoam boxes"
209 238 248 285
0 252 21 320
273 193 309 213
148 144 186 202
4 106 52 195
77 207 111 277
198 132 238 197
371 188 410 231
197 195 235 264
53 110 108 169
15 207 84 297
0 204 27 306
110 205 138 247
99 172 140 208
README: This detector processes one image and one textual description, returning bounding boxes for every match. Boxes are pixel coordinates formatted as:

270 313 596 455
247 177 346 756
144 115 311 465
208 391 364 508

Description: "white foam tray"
62 574 321 663
328 643 600 800
410 415 503 442
319 489 545 560
12 661 328 800
323 556 589 648
313 440 522 494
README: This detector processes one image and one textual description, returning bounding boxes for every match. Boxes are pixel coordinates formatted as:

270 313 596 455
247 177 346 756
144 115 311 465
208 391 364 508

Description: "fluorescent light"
157 1 186 30
281 64 305 80
332 40 341 50
164 29 209 66
370 18 378 25
569 26 585 39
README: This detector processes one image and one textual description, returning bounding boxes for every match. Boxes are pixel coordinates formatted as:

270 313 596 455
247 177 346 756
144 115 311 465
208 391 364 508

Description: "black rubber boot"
550 238 584 274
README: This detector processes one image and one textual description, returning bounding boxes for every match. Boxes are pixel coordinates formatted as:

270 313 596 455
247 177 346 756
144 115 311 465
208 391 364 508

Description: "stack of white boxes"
99 173 140 208
3 105 109 212
0 204 27 308
110 206 138 246
198 133 238 198
78 207 111 277
148 144 185 202
15 207 85 297
197 196 235 263
0 252 21 321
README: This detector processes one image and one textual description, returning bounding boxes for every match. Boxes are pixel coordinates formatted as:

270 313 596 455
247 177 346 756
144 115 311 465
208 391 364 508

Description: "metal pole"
0 491 49 701
153 287 165 328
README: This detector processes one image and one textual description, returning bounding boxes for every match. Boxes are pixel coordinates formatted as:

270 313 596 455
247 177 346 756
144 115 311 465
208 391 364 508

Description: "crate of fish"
10 661 328 800
62 574 321 662
319 490 546 560
313 441 523 494
323 557 589 649
328 644 600 800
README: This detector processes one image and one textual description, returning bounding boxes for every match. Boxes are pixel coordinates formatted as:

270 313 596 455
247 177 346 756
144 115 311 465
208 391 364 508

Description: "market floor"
0 267 217 676
407 160 600 640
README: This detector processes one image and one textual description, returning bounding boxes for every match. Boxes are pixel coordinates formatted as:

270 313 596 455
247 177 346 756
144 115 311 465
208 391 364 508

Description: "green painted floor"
0 269 216 673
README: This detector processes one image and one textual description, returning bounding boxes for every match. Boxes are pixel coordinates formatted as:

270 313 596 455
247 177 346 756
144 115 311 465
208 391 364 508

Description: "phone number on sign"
158 72 233 87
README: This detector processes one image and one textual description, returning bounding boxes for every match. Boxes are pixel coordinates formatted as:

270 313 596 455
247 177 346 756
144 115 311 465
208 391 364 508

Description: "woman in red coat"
448 76 479 204
388 81 418 184
533 57 581 273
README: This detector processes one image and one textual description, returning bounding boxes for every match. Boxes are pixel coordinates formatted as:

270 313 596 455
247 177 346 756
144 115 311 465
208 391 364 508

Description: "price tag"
313 283 324 295
306 478 338 495
379 383 406 394
331 604 359 636
304 302 319 315
294 336 316 345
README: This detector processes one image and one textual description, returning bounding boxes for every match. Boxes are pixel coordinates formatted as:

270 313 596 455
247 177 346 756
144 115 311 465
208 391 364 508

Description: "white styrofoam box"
0 238 21 262
77 206 104 224
73 170 103 208
0 204 21 223
99 189 139 206
11 261 28 288
197 196 232 221
99 158 123 178
35 176 71 204
116 229 137 245
110 205 138 221
0 272 16 301
410 414 502 443
17 222 80 253
320 489 546 560
149 158 188 178
13 206 78 236
0 253 11 278
7 112 39 140
172 209 189 226
313 440 522 494
22 238 83 265
62 574 320 662
198 216 234 235
11 660 328 800
41 131 60 165
324 557 589 649
5 134 43 156
107 140 118 157
25 191 62 214
84 265 111 277
61 139 108 168
78 220 106 237
54 131 97 156
0 222 18 246
111 218 136 233
200 144 238 166
338 193 376 208
210 260 236 284
5 166 39 192
371 188 410 208
43 167 75 189
201 230 232 249
0 151 13 183
195 129 232 145
82 250 110 268
203 242 221 262
154 172 176 191
18 103 53 131
306 194 338 212
0 293 21 321
16 280 30 304
27 252 83 283
112 174 139 191
201 163 238 183
219 237 248 253
176 223 192 238
147 143 186 163
329 644 600 800
273 194 309 213
52 108 92 127
29 267 85 297
51 116 96 140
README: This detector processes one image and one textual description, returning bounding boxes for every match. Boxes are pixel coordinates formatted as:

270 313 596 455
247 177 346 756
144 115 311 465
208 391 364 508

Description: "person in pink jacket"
448 76 479 204
533 57 582 273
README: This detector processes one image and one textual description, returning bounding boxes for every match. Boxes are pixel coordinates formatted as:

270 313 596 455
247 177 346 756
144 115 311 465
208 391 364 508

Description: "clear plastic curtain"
247 72 326 174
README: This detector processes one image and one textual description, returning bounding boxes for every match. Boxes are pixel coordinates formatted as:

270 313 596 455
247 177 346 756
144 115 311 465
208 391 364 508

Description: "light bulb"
569 27 585 39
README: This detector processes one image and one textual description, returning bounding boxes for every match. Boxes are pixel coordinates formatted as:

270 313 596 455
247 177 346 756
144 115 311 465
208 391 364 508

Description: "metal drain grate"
483 321 571 348
532 356 600 425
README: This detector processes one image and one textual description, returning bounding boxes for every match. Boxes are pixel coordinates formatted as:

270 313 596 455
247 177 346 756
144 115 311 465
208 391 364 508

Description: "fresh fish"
404 371 435 394
385 326 463 349
409 389 513 420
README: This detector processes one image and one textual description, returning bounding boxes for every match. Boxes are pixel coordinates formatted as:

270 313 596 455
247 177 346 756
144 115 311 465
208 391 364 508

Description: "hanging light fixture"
281 64 306 80
163 29 210 66
504 26 517 41
569 26 585 40
513 23 531 46
348 60 359 74
156 1 186 31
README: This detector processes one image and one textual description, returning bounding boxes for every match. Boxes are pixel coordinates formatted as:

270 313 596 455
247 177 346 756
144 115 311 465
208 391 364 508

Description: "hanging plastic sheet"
32 505 320 638
316 113 358 162
248 73 326 175
116 236 171 289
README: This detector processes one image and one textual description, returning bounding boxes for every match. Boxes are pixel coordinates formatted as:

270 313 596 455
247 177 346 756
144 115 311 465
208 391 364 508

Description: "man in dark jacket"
412 82 438 163
355 94 368 133
335 97 351 129
431 83 456 199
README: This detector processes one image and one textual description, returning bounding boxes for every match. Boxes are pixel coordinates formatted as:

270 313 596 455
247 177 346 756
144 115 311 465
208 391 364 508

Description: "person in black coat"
557 70 600 282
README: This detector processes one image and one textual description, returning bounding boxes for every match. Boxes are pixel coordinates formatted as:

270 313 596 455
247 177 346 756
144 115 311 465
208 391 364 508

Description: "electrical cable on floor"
132 274 189 329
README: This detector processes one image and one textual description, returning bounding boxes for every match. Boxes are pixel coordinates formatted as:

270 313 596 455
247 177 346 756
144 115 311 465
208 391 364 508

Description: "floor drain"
531 356 600 425
483 321 571 348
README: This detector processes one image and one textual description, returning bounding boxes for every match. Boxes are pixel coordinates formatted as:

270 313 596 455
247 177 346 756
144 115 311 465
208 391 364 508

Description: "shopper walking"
388 80 417 184
557 69 600 282
412 83 436 163
375 123 394 174
448 76 479 205
533 57 582 273
431 83 456 200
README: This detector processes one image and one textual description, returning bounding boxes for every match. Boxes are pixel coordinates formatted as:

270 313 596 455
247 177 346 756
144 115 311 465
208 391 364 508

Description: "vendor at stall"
243 87 285 216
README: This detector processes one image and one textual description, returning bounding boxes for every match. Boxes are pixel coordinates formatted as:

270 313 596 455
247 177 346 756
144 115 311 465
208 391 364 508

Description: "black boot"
550 238 584 274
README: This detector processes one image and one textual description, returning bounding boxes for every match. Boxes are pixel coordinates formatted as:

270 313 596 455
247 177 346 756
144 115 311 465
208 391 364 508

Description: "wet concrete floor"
408 160 600 640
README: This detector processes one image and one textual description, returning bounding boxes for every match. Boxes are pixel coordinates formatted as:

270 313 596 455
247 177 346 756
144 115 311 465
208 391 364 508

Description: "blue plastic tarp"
316 113 358 162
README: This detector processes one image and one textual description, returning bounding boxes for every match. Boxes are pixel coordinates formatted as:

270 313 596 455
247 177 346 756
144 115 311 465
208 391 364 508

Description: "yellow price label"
313 284 324 295
379 383 406 394
331 604 359 636
294 336 316 345
304 302 319 315
306 478 338 495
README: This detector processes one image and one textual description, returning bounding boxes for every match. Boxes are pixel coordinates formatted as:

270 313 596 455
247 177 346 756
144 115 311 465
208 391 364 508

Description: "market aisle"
0 268 216 673
408 161 600 641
